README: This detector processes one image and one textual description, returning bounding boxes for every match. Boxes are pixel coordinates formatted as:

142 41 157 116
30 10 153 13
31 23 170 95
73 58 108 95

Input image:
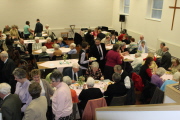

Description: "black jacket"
63 67 83 81
160 52 171 70
35 22 43 33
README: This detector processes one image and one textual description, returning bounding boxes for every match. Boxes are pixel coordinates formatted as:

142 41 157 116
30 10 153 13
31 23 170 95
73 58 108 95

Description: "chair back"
109 94 127 106
82 97 107 120
38 56 50 62
68 54 79 59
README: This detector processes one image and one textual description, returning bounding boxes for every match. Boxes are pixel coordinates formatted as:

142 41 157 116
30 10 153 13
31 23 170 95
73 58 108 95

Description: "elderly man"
32 37 42 50
0 51 16 93
63 63 82 82
68 43 77 54
131 53 143 69
160 46 171 70
114 65 131 89
50 70 73 120
0 83 22 120
137 35 146 47
34 19 43 37
3 25 11 34
44 24 52 37
156 42 166 56
17 38 29 55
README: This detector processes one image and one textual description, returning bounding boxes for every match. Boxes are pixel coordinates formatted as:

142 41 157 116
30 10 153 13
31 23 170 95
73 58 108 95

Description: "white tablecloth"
161 74 173 81
105 45 129 50
38 59 78 72
33 48 71 57
24 39 46 44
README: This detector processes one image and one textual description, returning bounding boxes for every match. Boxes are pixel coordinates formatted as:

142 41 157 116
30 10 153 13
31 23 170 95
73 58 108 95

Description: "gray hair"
114 65 122 71
0 51 8 58
141 41 145 44
86 77 95 87
0 83 11 95
54 44 60 49
63 76 72 86
173 72 180 81
120 42 126 47
91 62 99 68
41 46 47 52
35 37 39 41
13 68 27 79
70 43 76 48
50 69 63 82
72 63 80 68
58 37 63 41
135 53 141 57
46 37 52 41
155 67 166 76
112 73 121 83
45 24 49 27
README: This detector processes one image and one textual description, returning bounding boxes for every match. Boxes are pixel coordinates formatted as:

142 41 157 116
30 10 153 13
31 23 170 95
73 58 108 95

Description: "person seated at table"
67 43 77 54
120 42 129 56
156 42 166 56
104 73 128 105
110 34 118 44
127 38 138 54
3 25 11 34
63 76 79 103
56 37 69 48
85 62 104 80
23 82 47 120
122 35 130 44
168 58 180 74
52 44 62 57
15 25 23 38
10 25 20 40
160 46 172 70
118 30 126 41
32 37 42 50
101 36 111 46
78 42 92 75
139 57 154 85
38 46 49 59
78 77 103 110
143 52 157 73
0 29 6 40
44 37 53 48
138 41 148 53
97 30 105 40
131 53 143 69
151 67 166 88
44 24 52 37
92 28 98 37
160 72 180 91
17 38 29 55
63 63 83 82
104 44 123 80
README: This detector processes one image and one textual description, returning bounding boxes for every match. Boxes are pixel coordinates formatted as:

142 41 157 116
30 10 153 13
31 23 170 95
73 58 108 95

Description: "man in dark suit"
97 30 105 40
160 46 171 70
89 39 107 73
0 51 16 93
63 63 83 82
0 83 22 120
34 19 43 37
85 29 94 47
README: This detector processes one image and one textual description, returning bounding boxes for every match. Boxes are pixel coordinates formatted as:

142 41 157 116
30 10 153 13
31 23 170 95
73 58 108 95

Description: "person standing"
34 19 43 37
24 21 33 39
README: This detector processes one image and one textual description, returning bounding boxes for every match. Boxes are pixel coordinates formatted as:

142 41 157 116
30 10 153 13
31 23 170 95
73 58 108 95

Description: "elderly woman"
120 42 129 56
78 77 103 110
32 37 42 50
56 37 69 48
104 44 123 80
168 58 180 74
63 76 78 103
38 46 49 58
13 68 32 113
151 67 166 88
10 25 20 39
53 44 62 56
23 82 47 120
68 43 77 54
139 57 154 85
85 62 104 80
31 69 54 120
44 37 53 48
160 72 180 91
138 41 148 53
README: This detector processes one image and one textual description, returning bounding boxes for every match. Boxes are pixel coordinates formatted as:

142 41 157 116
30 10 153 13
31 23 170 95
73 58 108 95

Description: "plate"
95 80 99 83
89 57 97 61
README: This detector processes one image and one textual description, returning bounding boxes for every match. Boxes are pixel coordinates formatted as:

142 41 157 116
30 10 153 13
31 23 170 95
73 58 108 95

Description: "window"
151 0 164 19
120 0 130 14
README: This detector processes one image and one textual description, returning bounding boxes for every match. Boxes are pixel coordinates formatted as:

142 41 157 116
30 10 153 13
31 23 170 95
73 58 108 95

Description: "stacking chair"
68 54 79 59
38 56 50 62
109 94 127 106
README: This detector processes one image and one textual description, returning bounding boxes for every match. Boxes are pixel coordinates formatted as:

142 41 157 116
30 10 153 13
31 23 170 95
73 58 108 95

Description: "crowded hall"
0 0 180 120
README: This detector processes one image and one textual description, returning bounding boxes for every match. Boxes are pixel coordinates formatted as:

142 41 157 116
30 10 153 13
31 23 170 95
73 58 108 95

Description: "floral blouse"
85 66 103 80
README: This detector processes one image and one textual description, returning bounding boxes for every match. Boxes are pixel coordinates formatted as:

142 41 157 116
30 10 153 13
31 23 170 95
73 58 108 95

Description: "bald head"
140 35 144 40
0 51 8 62
163 46 169 52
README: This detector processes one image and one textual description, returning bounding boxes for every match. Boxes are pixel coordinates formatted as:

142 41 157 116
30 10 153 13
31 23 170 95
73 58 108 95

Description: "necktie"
98 46 102 57
74 73 77 81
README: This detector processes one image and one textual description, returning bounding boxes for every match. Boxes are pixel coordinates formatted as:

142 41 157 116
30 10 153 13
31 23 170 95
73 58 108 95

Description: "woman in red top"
92 28 98 37
104 44 123 80
44 37 53 48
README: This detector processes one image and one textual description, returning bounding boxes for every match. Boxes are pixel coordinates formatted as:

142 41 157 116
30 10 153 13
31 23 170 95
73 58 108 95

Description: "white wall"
0 0 113 37
112 0 180 58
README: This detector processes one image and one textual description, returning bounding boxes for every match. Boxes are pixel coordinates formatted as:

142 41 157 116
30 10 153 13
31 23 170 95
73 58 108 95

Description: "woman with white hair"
44 24 52 37
52 44 62 56
160 71 180 91
56 37 69 48
63 76 78 103
151 67 166 88
44 37 53 48
85 62 104 80
67 43 77 54
32 37 42 50
120 42 129 56
78 77 103 110
38 46 49 59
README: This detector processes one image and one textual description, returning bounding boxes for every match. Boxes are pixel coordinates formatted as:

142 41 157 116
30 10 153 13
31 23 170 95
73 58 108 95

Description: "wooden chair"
109 94 127 106
61 32 68 40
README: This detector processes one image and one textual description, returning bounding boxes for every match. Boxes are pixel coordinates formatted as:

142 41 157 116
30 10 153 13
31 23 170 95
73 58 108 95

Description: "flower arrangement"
77 76 85 86
63 54 68 62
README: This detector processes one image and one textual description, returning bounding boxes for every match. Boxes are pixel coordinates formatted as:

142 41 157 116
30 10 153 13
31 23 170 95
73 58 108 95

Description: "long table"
24 39 46 45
